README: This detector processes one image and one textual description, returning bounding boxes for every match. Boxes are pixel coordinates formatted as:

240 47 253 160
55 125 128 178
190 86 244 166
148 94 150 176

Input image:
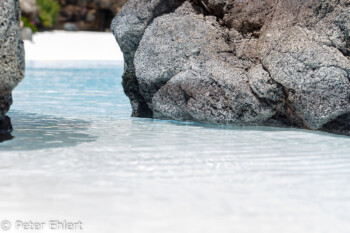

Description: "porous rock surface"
112 0 350 135
0 0 25 120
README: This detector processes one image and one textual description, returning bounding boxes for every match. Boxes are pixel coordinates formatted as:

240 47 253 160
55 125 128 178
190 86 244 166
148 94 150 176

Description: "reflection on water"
0 111 96 150
0 134 14 143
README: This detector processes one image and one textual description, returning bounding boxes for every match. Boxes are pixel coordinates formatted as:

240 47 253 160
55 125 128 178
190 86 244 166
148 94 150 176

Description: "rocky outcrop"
0 0 25 126
112 0 350 136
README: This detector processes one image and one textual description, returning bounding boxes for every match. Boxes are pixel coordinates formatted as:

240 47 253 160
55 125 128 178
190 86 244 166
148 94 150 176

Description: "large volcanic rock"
112 0 350 135
0 0 25 122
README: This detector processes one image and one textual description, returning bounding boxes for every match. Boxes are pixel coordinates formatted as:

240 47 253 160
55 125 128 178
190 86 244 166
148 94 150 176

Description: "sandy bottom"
24 31 123 61
1 61 350 233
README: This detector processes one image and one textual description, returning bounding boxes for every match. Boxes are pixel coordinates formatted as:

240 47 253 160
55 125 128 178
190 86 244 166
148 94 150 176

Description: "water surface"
1 61 349 233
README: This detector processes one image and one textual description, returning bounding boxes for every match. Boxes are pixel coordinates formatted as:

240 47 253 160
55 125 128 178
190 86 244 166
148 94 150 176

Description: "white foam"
24 31 124 61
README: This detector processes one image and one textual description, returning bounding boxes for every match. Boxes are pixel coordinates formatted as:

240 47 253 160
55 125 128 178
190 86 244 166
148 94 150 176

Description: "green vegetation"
21 16 38 33
37 0 61 28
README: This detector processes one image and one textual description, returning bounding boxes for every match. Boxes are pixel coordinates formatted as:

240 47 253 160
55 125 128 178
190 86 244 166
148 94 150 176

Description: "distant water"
1 61 350 233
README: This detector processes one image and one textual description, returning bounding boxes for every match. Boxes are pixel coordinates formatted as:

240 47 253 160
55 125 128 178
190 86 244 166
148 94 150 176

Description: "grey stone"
21 26 33 41
112 0 350 135
86 12 96 22
63 23 79 31
111 0 185 117
152 59 278 126
134 10 229 106
0 0 25 119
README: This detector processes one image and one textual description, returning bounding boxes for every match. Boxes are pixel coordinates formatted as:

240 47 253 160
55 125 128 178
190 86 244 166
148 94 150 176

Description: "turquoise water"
0 61 350 233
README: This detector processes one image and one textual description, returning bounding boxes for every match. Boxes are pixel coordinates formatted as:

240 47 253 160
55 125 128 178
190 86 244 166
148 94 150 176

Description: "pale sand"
24 31 124 61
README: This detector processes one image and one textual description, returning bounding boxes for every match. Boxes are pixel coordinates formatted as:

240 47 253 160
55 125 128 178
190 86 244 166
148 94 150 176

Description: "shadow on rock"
0 116 14 143
0 111 97 151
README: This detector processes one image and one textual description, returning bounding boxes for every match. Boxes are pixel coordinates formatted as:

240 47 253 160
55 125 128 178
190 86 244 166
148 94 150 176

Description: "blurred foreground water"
0 61 349 233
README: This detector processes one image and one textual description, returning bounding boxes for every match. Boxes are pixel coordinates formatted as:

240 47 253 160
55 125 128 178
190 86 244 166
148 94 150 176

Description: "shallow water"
1 61 350 233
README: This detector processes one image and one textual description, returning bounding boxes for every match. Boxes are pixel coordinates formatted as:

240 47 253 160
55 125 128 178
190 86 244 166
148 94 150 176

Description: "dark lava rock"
0 116 13 134
112 0 350 135
0 116 13 143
